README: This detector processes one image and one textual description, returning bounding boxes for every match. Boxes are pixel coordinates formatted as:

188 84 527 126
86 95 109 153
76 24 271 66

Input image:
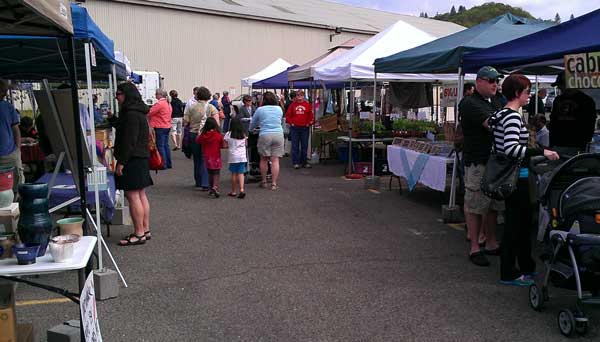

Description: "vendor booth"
373 14 554 219
241 58 292 88
1 2 126 341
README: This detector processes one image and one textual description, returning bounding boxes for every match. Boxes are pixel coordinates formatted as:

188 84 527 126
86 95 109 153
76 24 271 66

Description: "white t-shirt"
224 132 247 163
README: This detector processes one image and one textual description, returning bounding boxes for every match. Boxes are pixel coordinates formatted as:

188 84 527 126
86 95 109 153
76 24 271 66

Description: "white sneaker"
293 164 300 169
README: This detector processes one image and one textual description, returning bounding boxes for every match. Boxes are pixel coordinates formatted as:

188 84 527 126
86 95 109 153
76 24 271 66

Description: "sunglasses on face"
479 77 499 84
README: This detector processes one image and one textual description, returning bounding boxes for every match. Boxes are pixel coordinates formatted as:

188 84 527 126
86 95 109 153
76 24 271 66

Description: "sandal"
237 192 246 199
227 192 237 197
270 184 280 191
118 233 146 246
144 231 152 240
259 182 268 188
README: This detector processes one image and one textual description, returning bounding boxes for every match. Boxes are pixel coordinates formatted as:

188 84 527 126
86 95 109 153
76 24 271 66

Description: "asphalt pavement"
11 150 599 341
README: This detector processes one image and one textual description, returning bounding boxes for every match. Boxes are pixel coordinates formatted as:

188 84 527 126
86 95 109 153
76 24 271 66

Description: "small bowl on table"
49 234 80 263
13 243 41 265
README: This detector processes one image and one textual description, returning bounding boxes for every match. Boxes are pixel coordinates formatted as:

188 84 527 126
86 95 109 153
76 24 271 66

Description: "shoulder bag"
480 111 521 200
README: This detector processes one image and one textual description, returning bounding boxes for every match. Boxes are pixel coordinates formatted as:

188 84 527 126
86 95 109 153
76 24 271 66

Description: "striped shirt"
491 108 530 159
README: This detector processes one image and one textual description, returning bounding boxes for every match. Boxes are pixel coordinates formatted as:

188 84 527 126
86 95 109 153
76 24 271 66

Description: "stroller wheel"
529 284 545 311
558 309 575 337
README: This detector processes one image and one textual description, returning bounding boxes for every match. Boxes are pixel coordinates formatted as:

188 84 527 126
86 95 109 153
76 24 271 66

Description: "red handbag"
148 134 164 171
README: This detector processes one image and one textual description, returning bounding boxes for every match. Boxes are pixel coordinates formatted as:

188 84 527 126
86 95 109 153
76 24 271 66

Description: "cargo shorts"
464 164 504 215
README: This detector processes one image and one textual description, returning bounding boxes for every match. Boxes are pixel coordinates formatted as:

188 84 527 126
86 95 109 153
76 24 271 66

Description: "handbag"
480 110 521 200
181 123 192 159
218 109 225 120
148 134 164 170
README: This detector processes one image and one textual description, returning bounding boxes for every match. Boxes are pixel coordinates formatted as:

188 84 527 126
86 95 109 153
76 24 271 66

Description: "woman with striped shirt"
489 74 559 286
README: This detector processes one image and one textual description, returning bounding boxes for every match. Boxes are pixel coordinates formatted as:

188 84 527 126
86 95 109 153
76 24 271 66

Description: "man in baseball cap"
459 66 505 267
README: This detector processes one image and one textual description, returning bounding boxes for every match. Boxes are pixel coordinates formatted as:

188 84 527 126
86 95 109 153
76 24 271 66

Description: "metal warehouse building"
83 0 463 98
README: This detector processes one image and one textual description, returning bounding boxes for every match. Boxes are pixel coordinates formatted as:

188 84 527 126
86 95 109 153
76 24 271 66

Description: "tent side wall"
84 0 373 97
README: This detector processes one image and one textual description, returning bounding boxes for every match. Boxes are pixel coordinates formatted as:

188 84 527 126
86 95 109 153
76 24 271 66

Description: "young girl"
196 117 224 197
223 118 248 198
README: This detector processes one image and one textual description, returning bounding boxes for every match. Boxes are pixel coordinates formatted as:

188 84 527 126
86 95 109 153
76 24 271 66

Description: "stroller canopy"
560 177 600 219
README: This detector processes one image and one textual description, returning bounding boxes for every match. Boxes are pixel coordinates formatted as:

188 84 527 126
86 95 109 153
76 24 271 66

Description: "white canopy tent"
313 19 463 82
241 58 292 87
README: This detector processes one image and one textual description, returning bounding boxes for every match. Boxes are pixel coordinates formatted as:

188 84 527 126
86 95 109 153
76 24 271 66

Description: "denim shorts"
228 162 246 174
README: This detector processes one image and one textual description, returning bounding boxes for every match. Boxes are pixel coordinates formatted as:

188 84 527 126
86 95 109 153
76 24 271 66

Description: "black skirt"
115 157 154 191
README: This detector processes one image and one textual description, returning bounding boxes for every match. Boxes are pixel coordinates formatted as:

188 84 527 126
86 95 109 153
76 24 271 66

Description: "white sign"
359 111 372 119
80 273 103 342
90 44 97 67
440 85 458 107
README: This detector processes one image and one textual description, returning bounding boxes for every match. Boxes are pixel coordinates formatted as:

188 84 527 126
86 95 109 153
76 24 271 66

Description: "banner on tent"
440 85 458 107
564 52 600 89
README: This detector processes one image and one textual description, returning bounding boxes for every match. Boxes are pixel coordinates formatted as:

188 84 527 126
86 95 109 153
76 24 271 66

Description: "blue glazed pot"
18 183 52 257
13 243 40 265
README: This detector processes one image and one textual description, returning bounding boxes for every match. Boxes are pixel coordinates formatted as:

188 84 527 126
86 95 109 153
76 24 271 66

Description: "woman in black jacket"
110 82 153 246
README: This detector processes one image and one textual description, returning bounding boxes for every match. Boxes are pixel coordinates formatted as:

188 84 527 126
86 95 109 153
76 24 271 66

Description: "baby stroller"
528 152 600 337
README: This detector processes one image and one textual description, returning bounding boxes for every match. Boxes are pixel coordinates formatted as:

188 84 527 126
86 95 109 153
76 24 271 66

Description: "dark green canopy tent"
374 13 553 74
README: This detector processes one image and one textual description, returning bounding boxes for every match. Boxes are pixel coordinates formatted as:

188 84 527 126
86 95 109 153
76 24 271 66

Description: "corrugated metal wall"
84 1 373 99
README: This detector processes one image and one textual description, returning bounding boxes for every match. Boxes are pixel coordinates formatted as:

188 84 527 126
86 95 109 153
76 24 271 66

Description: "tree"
554 13 561 24
458 5 466 13
450 5 457 15
424 12 428 18
570 14 575 20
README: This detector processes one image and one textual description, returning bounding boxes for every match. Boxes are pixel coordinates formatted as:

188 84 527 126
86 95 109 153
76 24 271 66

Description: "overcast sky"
329 0 598 21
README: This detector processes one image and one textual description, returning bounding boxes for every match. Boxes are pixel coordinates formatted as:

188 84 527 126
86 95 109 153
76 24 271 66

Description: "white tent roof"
114 51 132 75
313 20 458 81
241 58 292 87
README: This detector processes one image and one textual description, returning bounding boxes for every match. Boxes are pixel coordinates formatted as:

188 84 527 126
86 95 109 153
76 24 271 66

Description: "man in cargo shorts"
459 66 504 267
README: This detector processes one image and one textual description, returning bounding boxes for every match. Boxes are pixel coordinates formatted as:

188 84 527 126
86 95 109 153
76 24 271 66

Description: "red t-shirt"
285 100 314 127
196 130 224 170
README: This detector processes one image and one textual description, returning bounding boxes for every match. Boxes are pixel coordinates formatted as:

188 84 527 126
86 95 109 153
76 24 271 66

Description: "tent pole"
66 37 88 237
112 64 119 113
348 79 354 175
84 42 103 271
534 75 539 120
449 67 463 208
372 74 377 179
108 74 114 114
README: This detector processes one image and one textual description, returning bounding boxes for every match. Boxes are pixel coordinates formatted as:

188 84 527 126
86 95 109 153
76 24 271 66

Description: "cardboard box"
0 203 19 234
0 284 16 342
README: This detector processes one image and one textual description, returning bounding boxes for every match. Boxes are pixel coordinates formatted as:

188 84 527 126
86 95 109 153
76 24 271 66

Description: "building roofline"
106 0 380 35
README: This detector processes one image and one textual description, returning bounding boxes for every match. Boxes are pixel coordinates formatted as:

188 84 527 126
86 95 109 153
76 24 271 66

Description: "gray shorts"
464 164 505 215
171 118 183 135
257 133 284 157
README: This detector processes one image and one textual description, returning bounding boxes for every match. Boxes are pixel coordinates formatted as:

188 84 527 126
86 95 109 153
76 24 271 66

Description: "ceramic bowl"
49 234 80 263
13 243 40 265
56 217 84 236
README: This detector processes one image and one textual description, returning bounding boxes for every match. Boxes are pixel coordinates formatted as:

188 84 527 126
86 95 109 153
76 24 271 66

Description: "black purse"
480 111 521 200
481 152 520 200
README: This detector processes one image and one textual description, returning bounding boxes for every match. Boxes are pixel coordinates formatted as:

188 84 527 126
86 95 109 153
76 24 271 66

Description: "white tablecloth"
387 145 453 192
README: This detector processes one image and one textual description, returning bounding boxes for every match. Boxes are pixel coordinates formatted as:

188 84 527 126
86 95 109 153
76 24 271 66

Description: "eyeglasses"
479 77 499 84
243 99 251 102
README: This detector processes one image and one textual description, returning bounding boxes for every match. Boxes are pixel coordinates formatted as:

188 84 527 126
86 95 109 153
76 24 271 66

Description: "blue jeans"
190 132 209 188
223 113 231 133
154 127 172 169
290 126 309 165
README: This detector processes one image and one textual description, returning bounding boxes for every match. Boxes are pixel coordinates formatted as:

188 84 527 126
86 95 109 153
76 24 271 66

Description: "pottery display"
13 243 40 265
0 232 16 259
17 183 53 257
49 234 80 263
57 217 84 236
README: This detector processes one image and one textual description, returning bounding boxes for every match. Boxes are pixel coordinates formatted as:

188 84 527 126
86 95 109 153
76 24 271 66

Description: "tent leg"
84 42 103 271
348 80 354 175
443 68 463 223
371 74 377 179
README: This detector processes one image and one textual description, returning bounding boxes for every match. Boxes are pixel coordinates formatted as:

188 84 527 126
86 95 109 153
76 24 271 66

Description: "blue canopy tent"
0 4 127 80
252 65 345 89
373 13 553 220
462 9 600 73
0 3 127 281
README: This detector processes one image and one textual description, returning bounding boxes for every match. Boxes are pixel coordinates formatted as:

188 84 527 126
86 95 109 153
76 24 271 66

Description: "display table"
337 136 395 143
37 172 116 221
0 236 96 342
387 145 454 192
0 236 96 276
